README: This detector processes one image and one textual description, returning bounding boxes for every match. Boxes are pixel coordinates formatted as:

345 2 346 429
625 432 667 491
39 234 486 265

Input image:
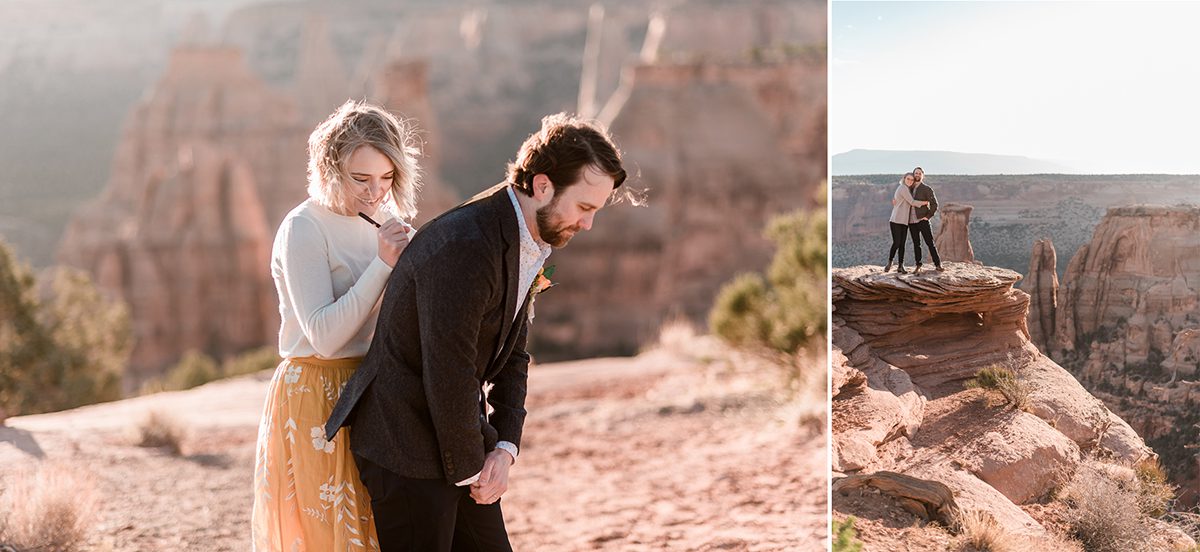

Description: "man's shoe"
913 262 923 274
896 265 908 274
936 263 945 272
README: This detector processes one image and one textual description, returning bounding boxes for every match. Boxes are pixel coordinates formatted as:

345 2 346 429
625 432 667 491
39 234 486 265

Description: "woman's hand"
377 219 412 267
918 201 930 207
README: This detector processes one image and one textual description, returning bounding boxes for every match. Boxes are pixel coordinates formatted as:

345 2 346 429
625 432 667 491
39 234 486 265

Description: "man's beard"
536 201 580 248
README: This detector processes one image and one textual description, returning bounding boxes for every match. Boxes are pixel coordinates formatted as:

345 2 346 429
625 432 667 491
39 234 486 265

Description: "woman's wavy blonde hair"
306 100 422 220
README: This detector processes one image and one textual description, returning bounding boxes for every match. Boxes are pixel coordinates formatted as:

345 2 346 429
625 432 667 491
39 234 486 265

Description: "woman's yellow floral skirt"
252 357 379 551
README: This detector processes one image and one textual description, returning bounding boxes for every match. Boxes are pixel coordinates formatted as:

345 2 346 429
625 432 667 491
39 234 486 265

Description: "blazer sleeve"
487 318 530 449
927 188 939 217
412 238 498 484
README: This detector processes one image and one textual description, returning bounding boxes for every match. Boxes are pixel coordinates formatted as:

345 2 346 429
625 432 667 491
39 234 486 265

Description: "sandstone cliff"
833 263 1151 538
58 142 277 383
535 58 825 358
57 47 295 381
1023 238 1058 353
370 59 461 226
1024 205 1200 504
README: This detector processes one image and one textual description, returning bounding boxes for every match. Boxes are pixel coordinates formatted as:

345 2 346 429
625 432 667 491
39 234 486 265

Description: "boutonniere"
528 265 556 323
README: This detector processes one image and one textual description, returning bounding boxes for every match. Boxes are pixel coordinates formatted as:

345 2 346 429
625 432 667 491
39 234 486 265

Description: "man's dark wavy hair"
507 113 638 204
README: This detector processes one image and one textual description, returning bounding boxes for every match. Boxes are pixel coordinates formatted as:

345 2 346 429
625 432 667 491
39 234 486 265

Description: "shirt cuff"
455 471 481 487
496 441 519 463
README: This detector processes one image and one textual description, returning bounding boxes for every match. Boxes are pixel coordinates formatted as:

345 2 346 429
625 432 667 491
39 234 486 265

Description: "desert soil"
0 337 826 551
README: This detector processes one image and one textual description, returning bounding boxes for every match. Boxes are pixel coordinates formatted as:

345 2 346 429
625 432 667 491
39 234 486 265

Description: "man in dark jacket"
909 166 943 272
325 113 627 551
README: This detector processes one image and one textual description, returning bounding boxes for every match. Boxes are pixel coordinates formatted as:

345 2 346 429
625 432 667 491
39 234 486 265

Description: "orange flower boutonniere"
528 265 556 323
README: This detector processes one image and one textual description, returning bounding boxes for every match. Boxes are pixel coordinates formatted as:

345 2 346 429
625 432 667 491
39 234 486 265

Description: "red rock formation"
535 58 825 358
371 59 460 225
1054 206 1200 360
1045 205 1200 505
59 143 276 383
932 203 975 263
98 46 308 230
57 47 297 381
832 263 1151 537
1023 238 1058 353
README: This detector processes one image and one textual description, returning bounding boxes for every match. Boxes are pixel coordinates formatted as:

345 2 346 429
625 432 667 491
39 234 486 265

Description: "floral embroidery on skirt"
252 357 378 551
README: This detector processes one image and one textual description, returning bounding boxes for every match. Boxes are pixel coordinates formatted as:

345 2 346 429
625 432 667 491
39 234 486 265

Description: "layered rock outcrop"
932 203 975 263
833 263 1151 537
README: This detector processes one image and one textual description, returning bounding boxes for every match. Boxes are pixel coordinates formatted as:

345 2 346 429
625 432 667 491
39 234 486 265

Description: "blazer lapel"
492 187 521 364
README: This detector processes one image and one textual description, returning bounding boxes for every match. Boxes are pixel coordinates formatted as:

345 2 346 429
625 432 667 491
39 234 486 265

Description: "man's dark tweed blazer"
325 183 532 485
913 182 939 220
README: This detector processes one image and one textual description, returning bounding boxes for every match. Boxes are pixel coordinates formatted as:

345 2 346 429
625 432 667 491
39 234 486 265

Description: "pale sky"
831 1 1200 174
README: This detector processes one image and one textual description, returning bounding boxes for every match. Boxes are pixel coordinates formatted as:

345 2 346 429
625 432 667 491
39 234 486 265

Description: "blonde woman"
252 100 420 551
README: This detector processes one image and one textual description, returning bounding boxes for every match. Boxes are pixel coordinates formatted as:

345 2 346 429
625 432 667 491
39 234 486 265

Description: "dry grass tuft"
136 409 185 455
954 509 1018 552
1134 458 1175 517
654 318 701 354
0 463 99 552
964 366 1030 411
1061 465 1149 552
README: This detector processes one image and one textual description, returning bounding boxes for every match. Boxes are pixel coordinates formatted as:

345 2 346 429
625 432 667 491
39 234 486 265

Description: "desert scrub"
1061 465 1149 552
164 350 220 391
0 239 130 416
832 516 863 552
964 366 1030 410
710 206 827 355
223 346 280 378
955 509 1017 552
137 409 185 455
1134 458 1175 517
0 463 99 552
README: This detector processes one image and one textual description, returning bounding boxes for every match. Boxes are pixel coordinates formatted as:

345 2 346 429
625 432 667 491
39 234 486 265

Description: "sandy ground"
0 336 826 551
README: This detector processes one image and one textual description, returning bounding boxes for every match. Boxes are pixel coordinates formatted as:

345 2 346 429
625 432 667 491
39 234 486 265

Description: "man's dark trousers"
908 219 941 266
355 454 512 551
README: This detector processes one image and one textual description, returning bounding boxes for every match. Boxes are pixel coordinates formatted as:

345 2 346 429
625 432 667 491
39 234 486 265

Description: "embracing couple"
250 100 628 551
884 166 942 274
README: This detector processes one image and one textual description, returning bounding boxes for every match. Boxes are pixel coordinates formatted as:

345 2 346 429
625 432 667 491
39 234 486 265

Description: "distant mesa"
832 149 1072 176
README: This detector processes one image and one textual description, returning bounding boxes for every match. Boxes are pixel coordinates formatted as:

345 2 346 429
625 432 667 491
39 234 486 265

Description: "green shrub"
832 516 863 552
0 240 130 416
165 350 220 391
223 346 280 377
965 366 1030 410
709 207 827 354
